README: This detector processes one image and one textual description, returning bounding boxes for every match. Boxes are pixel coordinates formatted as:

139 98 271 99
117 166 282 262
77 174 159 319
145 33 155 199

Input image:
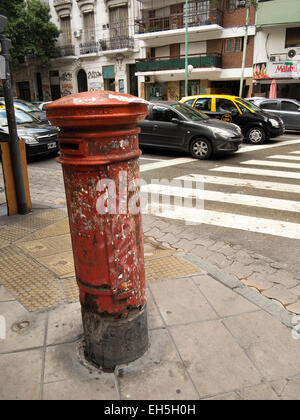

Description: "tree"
0 0 60 63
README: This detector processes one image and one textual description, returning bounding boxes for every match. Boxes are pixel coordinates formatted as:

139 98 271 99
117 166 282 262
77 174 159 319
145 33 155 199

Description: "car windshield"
14 101 41 112
171 103 209 121
236 98 262 113
0 108 36 126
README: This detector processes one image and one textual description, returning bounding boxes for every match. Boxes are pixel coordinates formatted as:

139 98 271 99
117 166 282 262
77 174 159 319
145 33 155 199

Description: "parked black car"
247 98 300 131
181 95 285 144
0 106 59 158
137 102 243 159
0 98 48 122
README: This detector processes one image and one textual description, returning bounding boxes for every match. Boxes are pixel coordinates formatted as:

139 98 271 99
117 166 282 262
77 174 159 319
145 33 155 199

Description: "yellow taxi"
180 94 285 144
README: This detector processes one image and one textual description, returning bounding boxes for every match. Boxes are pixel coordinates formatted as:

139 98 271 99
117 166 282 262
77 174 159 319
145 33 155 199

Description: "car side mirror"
171 118 182 124
231 109 239 116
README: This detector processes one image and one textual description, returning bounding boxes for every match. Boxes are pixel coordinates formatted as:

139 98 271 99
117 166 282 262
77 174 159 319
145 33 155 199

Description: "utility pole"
184 0 189 97
0 14 28 215
239 0 250 98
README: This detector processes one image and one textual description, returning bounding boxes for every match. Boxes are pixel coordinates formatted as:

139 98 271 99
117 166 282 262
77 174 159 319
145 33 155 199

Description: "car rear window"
281 101 299 111
260 102 278 110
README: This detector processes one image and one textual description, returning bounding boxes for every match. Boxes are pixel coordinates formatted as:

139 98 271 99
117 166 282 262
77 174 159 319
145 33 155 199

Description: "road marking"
140 157 166 161
140 157 195 173
237 138 300 153
241 159 300 170
142 184 300 212
266 155 300 161
211 166 300 180
176 174 300 195
146 205 300 240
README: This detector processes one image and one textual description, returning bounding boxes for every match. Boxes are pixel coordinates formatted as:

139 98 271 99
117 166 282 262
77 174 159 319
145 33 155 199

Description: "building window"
225 38 243 52
60 16 72 45
285 27 300 48
83 12 95 42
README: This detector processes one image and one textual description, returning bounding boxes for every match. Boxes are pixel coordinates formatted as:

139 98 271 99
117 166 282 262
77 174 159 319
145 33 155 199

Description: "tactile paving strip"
62 277 79 303
0 245 65 311
18 218 70 242
145 255 201 282
0 225 32 248
16 234 72 258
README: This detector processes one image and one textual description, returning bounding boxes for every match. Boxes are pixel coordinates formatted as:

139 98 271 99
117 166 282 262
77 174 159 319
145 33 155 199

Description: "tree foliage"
0 0 60 63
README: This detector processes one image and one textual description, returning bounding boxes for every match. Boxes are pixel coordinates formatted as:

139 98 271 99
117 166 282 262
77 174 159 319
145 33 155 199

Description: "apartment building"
12 0 141 101
135 0 256 101
11 0 257 101
253 0 300 99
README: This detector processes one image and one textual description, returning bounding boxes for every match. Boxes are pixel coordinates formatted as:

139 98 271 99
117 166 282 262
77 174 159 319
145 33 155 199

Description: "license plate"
47 142 57 150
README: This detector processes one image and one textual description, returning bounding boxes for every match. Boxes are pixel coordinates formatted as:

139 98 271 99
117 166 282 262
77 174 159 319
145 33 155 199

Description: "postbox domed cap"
46 90 149 130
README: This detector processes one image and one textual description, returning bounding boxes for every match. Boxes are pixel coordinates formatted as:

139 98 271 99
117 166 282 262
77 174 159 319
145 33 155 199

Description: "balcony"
58 44 76 57
136 53 222 72
135 8 223 35
77 37 135 55
99 37 135 51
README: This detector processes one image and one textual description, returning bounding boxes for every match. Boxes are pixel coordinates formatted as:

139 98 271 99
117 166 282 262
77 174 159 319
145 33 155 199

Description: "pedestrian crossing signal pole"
0 14 28 215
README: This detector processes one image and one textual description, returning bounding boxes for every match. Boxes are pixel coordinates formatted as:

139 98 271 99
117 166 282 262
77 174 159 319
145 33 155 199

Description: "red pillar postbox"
46 91 149 371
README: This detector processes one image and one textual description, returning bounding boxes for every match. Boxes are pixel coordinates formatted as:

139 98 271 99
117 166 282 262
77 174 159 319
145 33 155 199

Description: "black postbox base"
82 306 149 372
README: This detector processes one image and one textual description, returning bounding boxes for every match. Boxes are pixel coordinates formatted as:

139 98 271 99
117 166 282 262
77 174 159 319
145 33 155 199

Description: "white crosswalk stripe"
267 155 300 161
241 159 300 170
211 166 300 180
142 151 300 239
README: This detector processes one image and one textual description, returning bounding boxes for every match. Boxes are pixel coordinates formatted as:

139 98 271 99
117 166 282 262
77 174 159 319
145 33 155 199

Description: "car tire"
246 126 266 144
190 138 212 160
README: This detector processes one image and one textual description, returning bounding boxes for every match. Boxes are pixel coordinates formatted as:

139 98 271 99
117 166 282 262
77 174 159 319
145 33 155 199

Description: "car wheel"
190 138 212 160
246 127 266 144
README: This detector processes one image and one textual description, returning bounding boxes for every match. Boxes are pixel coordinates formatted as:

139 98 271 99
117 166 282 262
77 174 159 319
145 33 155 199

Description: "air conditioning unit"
287 48 300 60
145 75 155 83
74 29 82 38
236 0 246 7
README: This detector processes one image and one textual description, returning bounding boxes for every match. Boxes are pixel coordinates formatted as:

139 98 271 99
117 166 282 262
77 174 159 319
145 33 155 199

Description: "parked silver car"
247 98 300 131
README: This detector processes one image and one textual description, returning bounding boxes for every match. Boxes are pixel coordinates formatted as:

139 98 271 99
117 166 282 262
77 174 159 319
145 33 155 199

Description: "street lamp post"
239 0 251 98
185 0 189 97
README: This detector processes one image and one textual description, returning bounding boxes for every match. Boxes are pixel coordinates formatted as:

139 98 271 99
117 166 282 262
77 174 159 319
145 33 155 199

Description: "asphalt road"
27 132 300 273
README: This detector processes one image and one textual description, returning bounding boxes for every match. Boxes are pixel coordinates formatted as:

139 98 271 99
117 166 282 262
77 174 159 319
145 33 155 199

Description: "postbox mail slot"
59 140 86 156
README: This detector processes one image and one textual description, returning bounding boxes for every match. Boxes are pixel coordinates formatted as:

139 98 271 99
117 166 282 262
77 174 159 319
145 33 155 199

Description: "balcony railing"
58 44 76 57
100 36 135 51
135 8 223 34
136 53 222 72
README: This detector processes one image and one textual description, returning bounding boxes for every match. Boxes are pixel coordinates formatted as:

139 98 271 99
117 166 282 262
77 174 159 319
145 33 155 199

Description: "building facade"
10 0 257 101
253 0 300 99
135 0 256 101
12 0 141 101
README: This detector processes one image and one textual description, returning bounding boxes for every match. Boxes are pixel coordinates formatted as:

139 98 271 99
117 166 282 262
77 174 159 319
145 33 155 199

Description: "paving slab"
117 329 198 400
223 311 300 381
46 302 83 346
195 274 258 318
170 320 262 398
0 301 47 353
149 277 217 326
0 349 43 400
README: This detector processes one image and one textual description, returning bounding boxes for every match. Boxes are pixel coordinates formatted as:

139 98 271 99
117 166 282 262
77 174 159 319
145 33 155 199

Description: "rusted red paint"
46 91 149 316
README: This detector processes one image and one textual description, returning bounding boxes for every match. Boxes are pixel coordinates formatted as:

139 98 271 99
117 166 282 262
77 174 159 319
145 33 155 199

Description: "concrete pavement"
1 205 300 400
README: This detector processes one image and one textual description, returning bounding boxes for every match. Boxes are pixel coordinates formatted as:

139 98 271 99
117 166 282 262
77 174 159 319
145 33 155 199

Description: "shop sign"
253 61 300 80
103 66 115 79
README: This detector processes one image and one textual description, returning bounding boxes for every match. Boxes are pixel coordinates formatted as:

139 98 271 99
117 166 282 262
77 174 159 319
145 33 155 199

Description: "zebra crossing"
141 149 300 240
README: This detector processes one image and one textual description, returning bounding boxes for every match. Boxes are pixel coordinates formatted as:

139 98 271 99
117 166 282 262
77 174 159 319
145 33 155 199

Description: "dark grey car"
248 98 300 131
0 107 59 158
137 102 243 159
